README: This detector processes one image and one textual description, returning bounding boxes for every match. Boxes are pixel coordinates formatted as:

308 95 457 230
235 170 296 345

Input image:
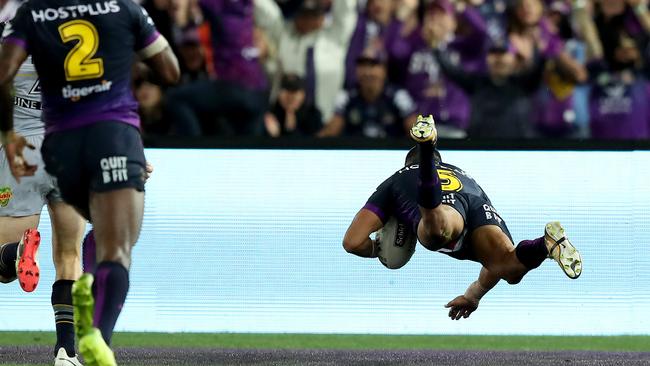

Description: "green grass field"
1 332 649 352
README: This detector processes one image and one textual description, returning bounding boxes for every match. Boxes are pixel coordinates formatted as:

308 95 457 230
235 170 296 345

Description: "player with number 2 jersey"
0 0 179 364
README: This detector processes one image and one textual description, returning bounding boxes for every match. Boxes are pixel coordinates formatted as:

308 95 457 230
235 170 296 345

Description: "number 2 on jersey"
58 20 104 81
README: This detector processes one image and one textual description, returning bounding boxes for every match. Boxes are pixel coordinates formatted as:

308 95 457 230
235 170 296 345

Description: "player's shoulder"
439 162 470 178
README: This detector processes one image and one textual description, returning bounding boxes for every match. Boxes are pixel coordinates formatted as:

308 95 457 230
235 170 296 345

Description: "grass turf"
1 332 649 352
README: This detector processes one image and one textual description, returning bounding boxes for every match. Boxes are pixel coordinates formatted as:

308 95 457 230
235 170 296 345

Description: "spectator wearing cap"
404 0 489 138
166 0 269 136
574 0 650 139
432 34 546 138
264 74 323 137
319 51 417 138
178 28 209 84
255 0 357 122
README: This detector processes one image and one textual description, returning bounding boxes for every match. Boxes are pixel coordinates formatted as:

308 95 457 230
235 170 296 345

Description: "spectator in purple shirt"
345 0 420 88
575 0 650 139
533 0 590 137
404 0 491 137
165 0 268 136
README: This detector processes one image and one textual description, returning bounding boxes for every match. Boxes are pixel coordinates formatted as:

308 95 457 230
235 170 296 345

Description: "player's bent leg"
89 188 144 345
470 225 529 285
417 205 464 251
49 201 86 363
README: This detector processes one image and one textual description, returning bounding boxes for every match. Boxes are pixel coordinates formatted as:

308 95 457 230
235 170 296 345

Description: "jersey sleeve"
363 177 393 224
1 3 31 53
125 0 166 58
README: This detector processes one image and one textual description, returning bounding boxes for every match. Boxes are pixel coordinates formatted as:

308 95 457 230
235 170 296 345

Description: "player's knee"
494 264 524 284
503 273 523 285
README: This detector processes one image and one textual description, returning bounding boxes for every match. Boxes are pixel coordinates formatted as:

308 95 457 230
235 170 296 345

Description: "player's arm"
141 47 180 85
130 2 180 85
343 208 384 258
0 42 35 182
444 266 500 320
0 42 28 139
344 179 393 257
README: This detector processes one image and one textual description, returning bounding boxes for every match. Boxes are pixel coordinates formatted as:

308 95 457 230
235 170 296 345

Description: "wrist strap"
464 281 488 302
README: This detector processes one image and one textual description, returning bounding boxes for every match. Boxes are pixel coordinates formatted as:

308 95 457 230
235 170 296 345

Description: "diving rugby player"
344 115 582 320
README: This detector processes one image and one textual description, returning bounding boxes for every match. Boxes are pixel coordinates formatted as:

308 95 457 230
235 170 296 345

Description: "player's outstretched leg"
410 115 442 211
515 222 582 279
73 274 116 366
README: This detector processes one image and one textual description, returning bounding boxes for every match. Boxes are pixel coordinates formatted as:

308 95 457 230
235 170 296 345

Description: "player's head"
405 146 442 166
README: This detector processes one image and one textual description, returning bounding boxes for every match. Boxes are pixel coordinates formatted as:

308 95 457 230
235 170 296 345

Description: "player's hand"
3 131 37 183
444 295 479 320
144 161 154 182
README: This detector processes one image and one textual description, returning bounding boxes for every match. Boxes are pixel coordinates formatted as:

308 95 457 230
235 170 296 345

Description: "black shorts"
42 122 146 220
437 192 514 262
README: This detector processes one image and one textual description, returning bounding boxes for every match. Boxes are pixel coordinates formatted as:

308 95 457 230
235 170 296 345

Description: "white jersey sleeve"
13 58 45 136
1 0 44 136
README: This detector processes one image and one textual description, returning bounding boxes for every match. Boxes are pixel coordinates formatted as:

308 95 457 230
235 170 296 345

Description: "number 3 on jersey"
58 20 104 81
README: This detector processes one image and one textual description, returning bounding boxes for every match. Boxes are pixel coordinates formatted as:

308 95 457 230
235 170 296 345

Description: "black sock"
0 242 18 279
417 142 442 209
93 261 129 345
515 237 548 269
51 280 76 357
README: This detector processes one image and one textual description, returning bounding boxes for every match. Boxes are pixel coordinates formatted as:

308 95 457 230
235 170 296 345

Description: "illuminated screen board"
1 149 648 335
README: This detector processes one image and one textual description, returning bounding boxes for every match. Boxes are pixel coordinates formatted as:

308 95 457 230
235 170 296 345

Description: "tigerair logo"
62 80 113 102
0 187 13 207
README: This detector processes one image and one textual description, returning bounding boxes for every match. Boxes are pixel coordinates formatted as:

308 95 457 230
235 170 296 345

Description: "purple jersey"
588 63 649 139
2 0 161 134
344 14 390 88
451 5 489 73
534 40 583 134
383 19 421 86
199 0 266 90
405 37 470 130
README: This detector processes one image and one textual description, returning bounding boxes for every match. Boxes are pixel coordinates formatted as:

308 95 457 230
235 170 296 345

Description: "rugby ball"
376 216 417 269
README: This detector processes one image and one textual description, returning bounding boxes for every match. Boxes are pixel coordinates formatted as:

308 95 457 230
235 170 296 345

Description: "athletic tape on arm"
138 35 170 60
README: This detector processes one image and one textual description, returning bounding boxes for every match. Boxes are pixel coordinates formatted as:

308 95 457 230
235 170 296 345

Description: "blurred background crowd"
7 0 650 140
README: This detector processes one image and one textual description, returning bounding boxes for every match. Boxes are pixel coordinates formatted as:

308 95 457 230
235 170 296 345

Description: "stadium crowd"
4 0 650 139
